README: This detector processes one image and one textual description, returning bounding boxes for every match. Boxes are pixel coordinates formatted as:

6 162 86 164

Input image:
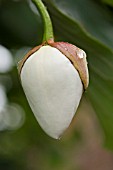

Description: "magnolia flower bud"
18 41 89 139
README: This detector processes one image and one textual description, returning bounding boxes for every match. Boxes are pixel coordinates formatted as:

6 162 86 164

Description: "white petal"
21 46 83 139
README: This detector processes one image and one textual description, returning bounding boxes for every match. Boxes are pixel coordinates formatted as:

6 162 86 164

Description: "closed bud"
18 41 89 139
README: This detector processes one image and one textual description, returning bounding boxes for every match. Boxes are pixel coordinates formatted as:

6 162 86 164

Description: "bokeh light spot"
0 45 13 73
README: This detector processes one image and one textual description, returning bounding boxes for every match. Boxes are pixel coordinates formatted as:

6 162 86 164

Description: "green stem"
32 0 54 42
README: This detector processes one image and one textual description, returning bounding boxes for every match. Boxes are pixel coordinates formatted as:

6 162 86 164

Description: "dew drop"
77 50 86 59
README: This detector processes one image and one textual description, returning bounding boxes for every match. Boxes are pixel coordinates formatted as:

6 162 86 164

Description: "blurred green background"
1 0 113 169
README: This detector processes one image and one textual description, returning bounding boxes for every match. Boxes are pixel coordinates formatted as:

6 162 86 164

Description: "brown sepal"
48 41 89 89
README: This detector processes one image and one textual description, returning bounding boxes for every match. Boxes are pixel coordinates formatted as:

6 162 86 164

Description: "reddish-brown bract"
48 41 88 89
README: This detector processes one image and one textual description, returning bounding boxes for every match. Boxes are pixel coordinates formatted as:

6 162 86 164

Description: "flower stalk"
32 0 54 42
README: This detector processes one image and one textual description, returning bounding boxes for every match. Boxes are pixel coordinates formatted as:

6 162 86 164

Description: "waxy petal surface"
21 46 83 139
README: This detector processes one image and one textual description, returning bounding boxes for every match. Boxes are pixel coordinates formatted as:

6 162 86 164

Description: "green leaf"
43 0 113 149
102 0 113 7
49 0 113 49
